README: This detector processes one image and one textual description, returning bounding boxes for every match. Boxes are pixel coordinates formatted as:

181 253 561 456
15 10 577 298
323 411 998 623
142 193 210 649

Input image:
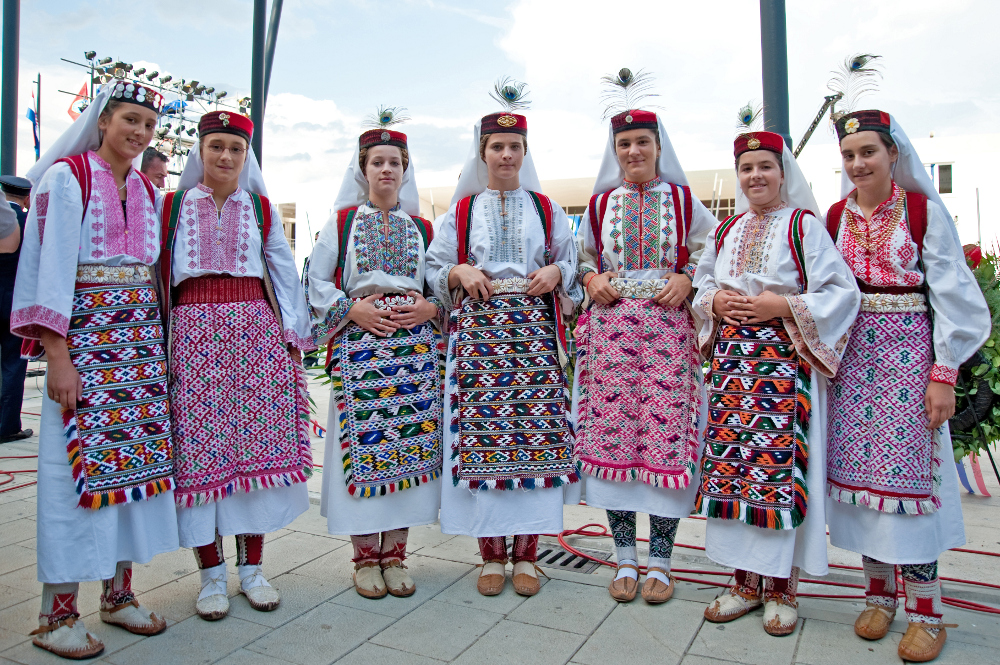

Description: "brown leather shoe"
477 562 506 596
854 603 896 640
641 568 674 604
353 562 388 599
608 563 639 602
704 589 763 623
512 561 544 596
898 623 948 662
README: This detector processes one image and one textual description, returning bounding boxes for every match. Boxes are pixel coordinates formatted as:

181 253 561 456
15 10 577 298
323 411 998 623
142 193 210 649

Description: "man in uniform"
0 175 31 443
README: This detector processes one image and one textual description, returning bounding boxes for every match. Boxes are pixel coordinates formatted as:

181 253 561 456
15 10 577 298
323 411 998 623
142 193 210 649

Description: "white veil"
592 116 689 194
736 142 820 216
26 86 113 185
450 119 542 206
332 141 421 217
176 141 269 197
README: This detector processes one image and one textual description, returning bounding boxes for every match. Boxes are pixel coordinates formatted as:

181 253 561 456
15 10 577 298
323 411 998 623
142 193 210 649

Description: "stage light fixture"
84 51 97 60
159 75 172 84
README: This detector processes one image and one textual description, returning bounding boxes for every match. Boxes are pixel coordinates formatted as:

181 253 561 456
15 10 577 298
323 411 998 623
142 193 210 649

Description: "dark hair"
875 130 896 150
141 147 168 171
359 145 409 172
479 133 528 160
735 150 784 174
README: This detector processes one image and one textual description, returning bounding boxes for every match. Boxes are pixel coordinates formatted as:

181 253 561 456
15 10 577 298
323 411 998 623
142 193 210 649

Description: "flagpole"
34 72 40 158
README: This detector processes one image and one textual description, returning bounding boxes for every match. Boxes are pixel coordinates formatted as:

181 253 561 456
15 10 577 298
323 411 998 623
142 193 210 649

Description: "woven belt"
488 277 532 296
75 264 152 285
609 277 667 300
176 275 264 305
350 293 415 311
860 291 927 313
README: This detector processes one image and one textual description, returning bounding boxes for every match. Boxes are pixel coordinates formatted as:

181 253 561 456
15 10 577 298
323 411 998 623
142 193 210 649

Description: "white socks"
615 559 639 581
238 565 271 591
198 563 227 601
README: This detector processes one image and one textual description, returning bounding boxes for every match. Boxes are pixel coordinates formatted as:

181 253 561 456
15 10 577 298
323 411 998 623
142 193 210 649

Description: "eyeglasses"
205 144 245 156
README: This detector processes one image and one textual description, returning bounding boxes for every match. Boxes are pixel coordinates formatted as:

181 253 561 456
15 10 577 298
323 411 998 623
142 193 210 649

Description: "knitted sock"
39 582 79 625
198 563 228 601
902 561 943 636
647 515 679 579
512 534 539 563
235 534 264 566
478 536 508 564
732 569 762 600
100 561 134 607
606 510 638 564
194 531 225 569
862 555 899 609
379 528 409 566
764 567 800 607
351 533 381 565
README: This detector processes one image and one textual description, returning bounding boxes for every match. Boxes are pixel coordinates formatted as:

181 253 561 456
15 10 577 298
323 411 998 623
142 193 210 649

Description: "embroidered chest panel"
608 188 676 271
86 166 158 263
728 212 780 278
181 193 254 273
481 193 525 263
836 198 922 287
353 210 420 278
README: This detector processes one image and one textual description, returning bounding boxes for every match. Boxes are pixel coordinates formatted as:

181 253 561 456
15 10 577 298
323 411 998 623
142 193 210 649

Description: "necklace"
118 181 127 192
845 187 905 252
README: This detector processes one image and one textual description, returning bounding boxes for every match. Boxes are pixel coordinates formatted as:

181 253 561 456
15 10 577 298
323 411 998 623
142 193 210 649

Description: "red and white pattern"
10 303 69 339
573 299 701 488
34 192 49 242
607 177 680 272
351 533 381 565
784 295 846 377
862 557 898 609
904 578 943 626
930 364 958 386
87 153 158 263
837 183 923 288
828 310 941 514
181 184 252 273
170 298 313 506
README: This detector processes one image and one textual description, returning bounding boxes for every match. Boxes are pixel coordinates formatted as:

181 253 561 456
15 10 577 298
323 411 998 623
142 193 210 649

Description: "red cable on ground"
550 522 1000 614
0 454 38 493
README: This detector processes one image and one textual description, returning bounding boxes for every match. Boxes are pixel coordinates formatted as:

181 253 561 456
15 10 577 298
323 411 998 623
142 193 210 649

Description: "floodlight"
98 56 112 65
186 128 197 136
146 71 158 81
204 87 215 94
133 67 146 77
159 75 172 84
84 51 97 60
215 91 227 99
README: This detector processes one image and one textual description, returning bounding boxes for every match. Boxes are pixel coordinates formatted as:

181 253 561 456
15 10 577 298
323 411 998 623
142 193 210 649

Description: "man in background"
0 176 31 443
140 147 170 189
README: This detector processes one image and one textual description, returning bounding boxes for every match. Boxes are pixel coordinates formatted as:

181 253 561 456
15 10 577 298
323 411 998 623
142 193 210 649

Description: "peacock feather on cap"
827 53 882 120
489 77 531 112
735 101 764 135
600 67 659 120
365 105 410 129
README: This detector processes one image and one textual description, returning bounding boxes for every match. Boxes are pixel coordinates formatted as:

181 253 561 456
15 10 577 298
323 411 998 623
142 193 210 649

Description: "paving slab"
3 613 147 665
0 564 39 597
0 501 35 526
0 520 35 549
0 586 33 613
403 522 458 554
573 598 707 665
794 617 901 665
369 598 503 661
226 572 345 628
329 554 472 619
252 530 346 579
212 647 299 665
679 655 745 665
451 618 586 665
687 607 802 665
413 534 482 566
0 546 35 577
434 567 532 615
286 546 356 588
505 578 616 635
333 643 444 665
103 614 270 665
0 627 28 655
246 601 394 665
130 547 202 594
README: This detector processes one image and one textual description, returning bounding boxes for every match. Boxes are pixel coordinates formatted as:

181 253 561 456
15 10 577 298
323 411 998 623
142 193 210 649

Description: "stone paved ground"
1 369 999 664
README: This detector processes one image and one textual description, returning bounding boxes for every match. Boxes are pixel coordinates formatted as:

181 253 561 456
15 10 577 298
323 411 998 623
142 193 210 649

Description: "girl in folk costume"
692 111 860 636
12 82 177 659
825 99 989 660
162 111 315 620
307 109 444 599
426 80 583 597
574 68 716 604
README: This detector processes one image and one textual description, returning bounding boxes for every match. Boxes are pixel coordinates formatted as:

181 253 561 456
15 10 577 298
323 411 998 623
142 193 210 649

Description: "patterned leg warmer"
734 568 763 599
606 510 638 564
39 582 80 624
764 566 800 607
101 562 135 607
235 534 264 566
478 536 508 563
379 528 409 566
901 561 943 635
862 555 899 609
511 534 539 563
648 515 679 573
194 531 225 569
351 533 381 565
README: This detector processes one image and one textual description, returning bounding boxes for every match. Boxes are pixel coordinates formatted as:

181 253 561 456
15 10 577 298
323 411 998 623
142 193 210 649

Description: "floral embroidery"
283 328 318 352
681 263 697 281
353 206 420 278
312 297 353 343
615 178 676 271
186 185 246 273
435 262 457 311
482 188 525 263
88 153 157 263
34 192 48 243
783 294 840 377
728 204 784 278
10 304 70 339
838 183 923 288
930 364 958 386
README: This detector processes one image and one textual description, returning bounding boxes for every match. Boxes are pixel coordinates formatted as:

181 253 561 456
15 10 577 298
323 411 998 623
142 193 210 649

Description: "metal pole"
759 0 792 148
1 0 20 176
263 0 283 111
250 0 266 166
35 71 39 152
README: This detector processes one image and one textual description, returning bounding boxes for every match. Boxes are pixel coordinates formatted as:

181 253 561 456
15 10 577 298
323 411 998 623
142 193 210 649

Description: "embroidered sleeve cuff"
436 263 457 311
783 295 840 378
426 295 447 326
10 305 69 340
694 287 718 323
311 298 352 344
283 329 318 352
558 262 584 306
681 263 698 281
930 364 959 386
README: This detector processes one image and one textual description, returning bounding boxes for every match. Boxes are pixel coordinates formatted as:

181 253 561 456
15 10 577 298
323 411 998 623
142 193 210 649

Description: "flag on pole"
26 107 39 161
67 83 88 120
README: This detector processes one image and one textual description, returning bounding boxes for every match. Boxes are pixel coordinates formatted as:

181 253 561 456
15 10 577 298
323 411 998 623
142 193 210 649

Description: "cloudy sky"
6 0 999 250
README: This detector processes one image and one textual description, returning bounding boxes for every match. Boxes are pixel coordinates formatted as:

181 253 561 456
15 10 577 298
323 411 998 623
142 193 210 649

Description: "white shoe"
31 617 105 659
704 590 763 623
100 598 167 635
239 566 280 611
762 598 798 636
196 563 229 621
381 562 415 597
354 563 388 599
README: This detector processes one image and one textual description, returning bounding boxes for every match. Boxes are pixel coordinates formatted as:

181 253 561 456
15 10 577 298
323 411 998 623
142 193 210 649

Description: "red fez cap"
199 111 253 143
359 129 408 151
611 109 658 134
481 111 527 136
835 109 892 141
734 131 784 159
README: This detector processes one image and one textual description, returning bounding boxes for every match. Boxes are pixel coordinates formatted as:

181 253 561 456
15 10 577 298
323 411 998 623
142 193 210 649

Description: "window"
939 164 953 194
701 198 736 221
564 206 586 215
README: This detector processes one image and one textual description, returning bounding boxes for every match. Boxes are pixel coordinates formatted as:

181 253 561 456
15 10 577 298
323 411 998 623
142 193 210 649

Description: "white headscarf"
26 85 113 185
450 119 542 206
592 115 688 195
839 114 951 219
176 140 269 198
736 141 820 216
332 141 420 217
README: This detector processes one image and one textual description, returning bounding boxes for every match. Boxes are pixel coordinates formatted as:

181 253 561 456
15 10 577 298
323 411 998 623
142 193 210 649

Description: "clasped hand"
713 290 791 325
